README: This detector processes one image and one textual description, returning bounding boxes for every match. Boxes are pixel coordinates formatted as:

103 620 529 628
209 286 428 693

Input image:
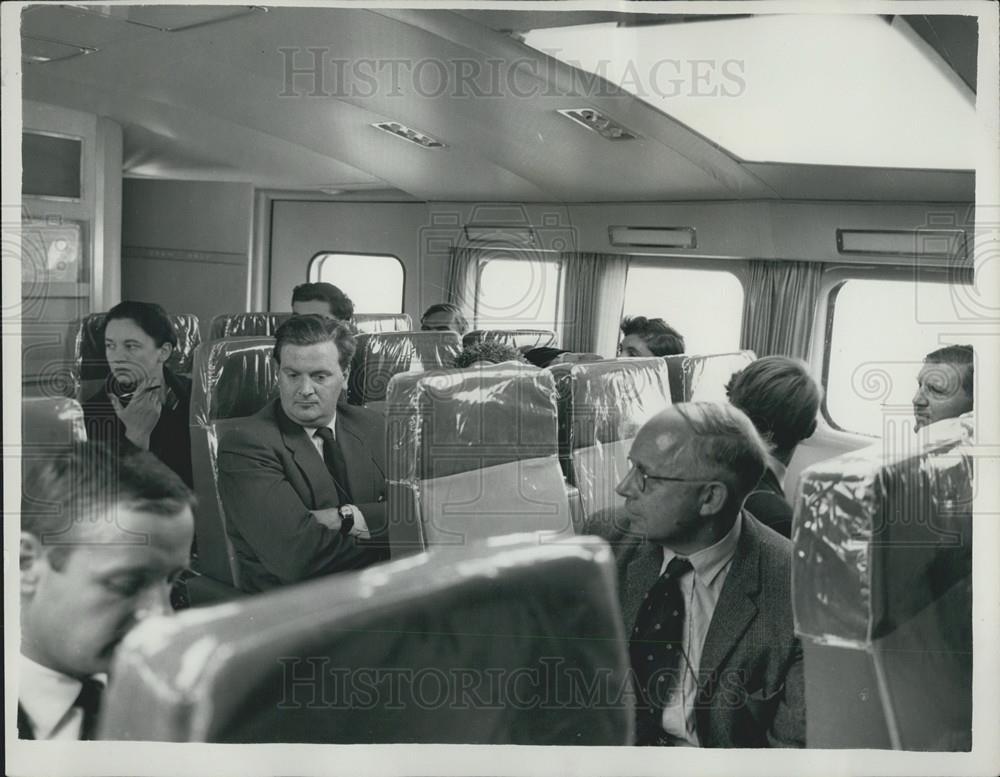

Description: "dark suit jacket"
744 468 793 539
613 512 805 747
217 399 389 592
82 366 193 487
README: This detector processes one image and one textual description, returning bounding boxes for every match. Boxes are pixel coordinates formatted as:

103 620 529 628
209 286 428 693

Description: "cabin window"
621 265 744 354
824 276 974 437
475 255 563 333
308 253 404 313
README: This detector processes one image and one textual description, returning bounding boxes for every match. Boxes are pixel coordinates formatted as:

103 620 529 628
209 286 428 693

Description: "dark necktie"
75 677 105 741
314 426 353 505
629 556 693 746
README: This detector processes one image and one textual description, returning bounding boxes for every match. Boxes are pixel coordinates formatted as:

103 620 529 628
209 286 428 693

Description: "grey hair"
661 402 771 505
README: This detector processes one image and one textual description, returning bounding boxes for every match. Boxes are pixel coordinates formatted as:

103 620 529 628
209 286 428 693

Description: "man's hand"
109 380 163 450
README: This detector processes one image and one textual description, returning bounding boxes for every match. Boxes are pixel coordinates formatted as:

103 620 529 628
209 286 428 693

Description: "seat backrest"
549 357 672 528
189 338 279 585
663 349 756 403
21 397 88 514
353 312 412 333
462 329 556 349
386 364 573 555
208 312 291 340
100 534 631 744
793 415 972 749
72 312 202 399
348 331 461 406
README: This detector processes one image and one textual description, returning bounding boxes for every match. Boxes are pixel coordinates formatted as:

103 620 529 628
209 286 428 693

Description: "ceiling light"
558 109 638 141
372 122 446 149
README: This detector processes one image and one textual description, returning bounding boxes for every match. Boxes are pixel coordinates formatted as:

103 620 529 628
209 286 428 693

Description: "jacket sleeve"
217 425 383 583
766 638 806 747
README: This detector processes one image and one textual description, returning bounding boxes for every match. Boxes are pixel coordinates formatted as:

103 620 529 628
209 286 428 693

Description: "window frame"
817 263 970 435
621 256 749 353
472 250 565 335
306 250 406 314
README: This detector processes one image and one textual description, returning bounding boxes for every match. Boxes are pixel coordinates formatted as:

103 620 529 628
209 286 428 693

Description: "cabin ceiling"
21 5 975 202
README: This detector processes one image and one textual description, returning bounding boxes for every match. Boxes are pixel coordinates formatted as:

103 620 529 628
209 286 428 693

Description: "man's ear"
156 341 173 366
20 532 46 596
698 482 729 516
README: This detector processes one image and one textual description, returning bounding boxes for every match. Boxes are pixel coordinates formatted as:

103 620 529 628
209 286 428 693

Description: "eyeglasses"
625 458 711 493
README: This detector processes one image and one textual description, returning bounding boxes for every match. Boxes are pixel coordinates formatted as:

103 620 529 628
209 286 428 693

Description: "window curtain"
562 252 630 357
445 245 482 325
740 260 823 360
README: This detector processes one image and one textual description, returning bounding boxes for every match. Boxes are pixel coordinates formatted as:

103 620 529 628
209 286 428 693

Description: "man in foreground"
613 402 805 747
19 443 195 739
218 315 389 592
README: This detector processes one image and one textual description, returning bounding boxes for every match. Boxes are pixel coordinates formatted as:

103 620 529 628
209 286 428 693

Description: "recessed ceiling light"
557 109 639 141
372 122 446 149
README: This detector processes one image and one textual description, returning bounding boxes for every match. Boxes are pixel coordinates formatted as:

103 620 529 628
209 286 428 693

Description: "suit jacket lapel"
336 408 385 498
622 542 663 633
275 401 339 508
698 513 761 691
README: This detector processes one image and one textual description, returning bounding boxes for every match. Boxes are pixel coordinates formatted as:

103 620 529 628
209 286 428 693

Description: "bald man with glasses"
611 402 805 748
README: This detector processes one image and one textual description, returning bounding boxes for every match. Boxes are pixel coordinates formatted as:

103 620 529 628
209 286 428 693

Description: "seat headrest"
793 414 973 646
349 331 461 404
74 312 202 380
387 364 557 480
353 313 412 333
192 337 278 423
549 357 672 453
101 535 630 744
663 349 756 403
462 329 556 349
209 312 291 340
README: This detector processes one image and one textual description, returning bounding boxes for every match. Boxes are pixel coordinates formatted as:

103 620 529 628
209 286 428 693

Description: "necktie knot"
314 426 335 442
665 556 693 580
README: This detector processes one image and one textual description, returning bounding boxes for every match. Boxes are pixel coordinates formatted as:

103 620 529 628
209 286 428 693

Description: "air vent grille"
558 109 638 141
372 122 446 149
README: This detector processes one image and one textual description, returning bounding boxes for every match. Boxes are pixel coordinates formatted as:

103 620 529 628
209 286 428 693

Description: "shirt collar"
18 654 84 740
770 460 788 490
661 513 743 586
310 412 338 439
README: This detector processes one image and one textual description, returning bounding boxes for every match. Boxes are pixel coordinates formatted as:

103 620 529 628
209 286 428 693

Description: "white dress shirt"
18 654 103 741
657 515 743 746
306 416 369 537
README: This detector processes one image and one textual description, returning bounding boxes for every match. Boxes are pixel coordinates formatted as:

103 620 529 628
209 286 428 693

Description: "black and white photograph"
3 1 999 775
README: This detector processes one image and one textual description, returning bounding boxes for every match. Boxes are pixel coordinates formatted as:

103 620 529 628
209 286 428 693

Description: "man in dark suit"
217 315 389 593
19 443 194 739
725 356 821 538
611 402 805 747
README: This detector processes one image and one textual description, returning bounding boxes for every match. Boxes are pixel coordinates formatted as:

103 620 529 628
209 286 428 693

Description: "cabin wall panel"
122 179 254 338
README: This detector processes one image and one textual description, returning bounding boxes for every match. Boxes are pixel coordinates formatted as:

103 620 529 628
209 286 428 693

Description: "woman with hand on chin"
82 301 193 487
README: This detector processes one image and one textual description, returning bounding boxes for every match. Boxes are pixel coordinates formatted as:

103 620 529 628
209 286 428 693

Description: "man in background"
912 345 974 431
291 282 355 322
618 316 685 358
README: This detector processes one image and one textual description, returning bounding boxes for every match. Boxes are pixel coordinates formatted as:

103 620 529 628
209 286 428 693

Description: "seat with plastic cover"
99 534 631 744
353 312 412 333
347 330 461 407
462 328 556 349
386 364 574 554
549 357 672 531
208 312 291 340
71 312 201 400
663 350 756 404
189 337 279 587
792 415 973 750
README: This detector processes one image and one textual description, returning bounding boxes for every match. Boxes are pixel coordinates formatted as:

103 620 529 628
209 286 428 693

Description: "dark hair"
21 442 195 570
105 301 177 349
453 340 528 368
725 356 821 455
273 314 356 370
523 347 568 368
292 282 355 321
924 345 974 397
620 316 685 356
421 303 469 335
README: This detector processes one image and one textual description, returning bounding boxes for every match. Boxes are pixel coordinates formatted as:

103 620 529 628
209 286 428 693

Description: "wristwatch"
337 505 355 536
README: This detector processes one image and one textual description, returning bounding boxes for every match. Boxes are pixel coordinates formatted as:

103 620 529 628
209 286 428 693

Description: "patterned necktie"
629 556 693 746
75 677 105 741
314 426 353 505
